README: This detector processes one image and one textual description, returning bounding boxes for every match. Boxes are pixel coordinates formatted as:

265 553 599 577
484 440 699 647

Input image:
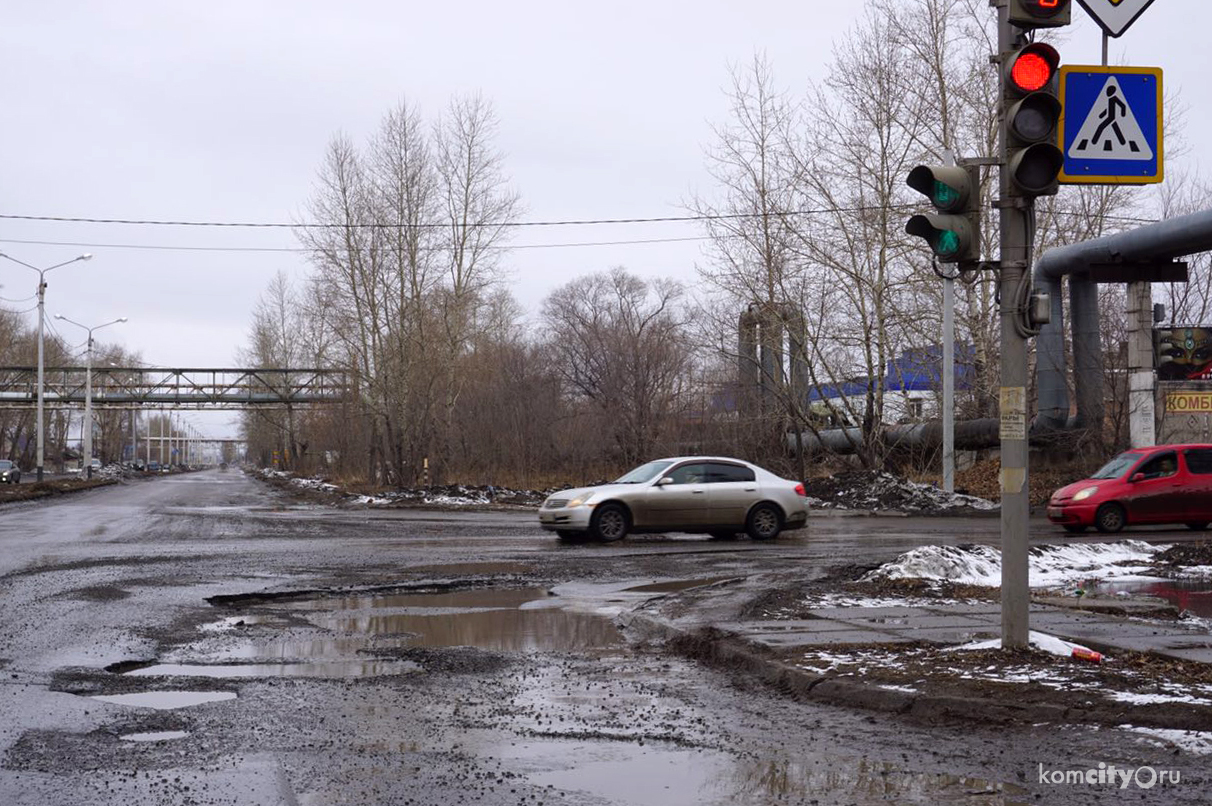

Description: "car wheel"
1062 524 1086 534
589 503 629 542
746 503 783 541
1094 503 1126 534
1186 522 1209 531
708 531 738 541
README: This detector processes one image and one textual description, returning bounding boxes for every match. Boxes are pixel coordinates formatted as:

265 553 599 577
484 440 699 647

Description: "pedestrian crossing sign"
1058 65 1162 185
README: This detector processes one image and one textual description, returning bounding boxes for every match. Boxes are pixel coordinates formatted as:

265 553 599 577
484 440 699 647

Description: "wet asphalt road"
1 469 1208 805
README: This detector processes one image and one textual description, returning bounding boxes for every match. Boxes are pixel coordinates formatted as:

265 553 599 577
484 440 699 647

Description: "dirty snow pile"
259 469 341 494
257 470 547 508
807 471 997 513
350 484 546 508
949 630 1094 658
863 540 1167 589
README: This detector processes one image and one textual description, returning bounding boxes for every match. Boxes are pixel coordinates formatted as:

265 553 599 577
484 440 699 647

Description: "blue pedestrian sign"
1058 65 1162 185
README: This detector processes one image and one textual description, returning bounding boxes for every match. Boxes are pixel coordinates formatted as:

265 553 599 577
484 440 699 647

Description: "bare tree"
541 268 693 465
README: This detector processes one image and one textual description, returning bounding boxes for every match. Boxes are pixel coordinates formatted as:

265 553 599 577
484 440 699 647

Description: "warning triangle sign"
1067 76 1153 161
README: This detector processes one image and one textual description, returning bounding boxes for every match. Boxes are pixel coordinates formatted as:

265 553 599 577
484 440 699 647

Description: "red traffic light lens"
1024 0 1065 17
1011 51 1053 92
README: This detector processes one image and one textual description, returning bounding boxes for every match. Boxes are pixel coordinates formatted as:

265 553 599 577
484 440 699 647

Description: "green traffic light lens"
934 229 961 258
932 181 960 209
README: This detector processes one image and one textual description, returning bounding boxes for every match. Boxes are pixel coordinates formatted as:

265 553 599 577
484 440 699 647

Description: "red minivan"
1047 444 1212 534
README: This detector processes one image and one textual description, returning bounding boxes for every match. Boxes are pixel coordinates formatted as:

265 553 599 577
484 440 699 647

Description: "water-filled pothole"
516 742 1027 806
120 731 189 742
127 660 421 678
91 691 236 709
621 577 737 594
291 587 623 652
1090 577 1212 618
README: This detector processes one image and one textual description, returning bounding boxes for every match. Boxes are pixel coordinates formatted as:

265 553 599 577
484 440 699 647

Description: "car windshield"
614 460 675 484
0 460 11 470
1090 452 1143 480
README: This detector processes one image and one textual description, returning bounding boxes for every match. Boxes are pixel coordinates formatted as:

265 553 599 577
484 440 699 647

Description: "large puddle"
1090 577 1212 618
512 742 1027 805
289 586 623 653
91 691 236 709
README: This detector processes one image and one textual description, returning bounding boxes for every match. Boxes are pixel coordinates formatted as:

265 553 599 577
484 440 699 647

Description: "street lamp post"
0 252 92 480
54 315 127 478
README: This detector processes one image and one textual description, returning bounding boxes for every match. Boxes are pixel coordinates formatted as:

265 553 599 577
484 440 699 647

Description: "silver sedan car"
538 456 810 542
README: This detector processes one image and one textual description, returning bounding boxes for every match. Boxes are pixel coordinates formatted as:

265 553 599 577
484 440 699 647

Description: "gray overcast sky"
2 1 1207 438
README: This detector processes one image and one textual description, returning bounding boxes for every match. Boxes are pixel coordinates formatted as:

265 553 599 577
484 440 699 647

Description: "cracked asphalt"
2 468 1209 805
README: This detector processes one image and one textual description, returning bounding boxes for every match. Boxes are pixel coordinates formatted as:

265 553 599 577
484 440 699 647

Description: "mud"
7 470 1212 805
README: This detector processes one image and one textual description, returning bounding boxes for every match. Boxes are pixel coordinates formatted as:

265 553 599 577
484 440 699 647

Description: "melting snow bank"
1122 726 1212 755
863 540 1167 588
807 471 998 513
256 469 547 508
948 630 1094 659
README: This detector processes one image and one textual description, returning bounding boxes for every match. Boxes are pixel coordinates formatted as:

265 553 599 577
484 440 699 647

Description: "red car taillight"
795 483 806 497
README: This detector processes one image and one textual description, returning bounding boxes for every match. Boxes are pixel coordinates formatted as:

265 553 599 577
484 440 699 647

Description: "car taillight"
795 483 806 497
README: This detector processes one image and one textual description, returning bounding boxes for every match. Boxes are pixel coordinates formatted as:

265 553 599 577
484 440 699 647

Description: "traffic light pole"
998 3 1031 650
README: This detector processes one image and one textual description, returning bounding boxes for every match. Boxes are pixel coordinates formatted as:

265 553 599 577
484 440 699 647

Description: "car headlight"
567 496 596 508
1072 486 1099 502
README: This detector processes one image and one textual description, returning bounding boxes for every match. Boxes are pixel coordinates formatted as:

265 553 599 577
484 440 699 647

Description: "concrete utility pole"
0 252 92 480
1126 283 1158 447
998 4 1031 649
54 316 127 478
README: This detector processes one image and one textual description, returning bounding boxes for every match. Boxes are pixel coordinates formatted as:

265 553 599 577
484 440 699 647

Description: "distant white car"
539 456 810 542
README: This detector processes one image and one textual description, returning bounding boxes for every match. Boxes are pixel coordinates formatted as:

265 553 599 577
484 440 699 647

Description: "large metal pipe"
1033 208 1212 434
788 418 1000 454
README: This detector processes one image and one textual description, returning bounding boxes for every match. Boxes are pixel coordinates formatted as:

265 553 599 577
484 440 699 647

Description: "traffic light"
1008 0 1071 28
905 164 980 265
1004 43 1064 197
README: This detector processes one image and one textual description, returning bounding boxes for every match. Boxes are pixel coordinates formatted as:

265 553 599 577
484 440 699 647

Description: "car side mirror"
1130 473 1145 483
656 477 674 486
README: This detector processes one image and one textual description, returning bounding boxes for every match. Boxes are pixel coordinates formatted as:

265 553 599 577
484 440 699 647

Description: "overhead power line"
0 236 710 253
0 206 1162 233
0 206 920 230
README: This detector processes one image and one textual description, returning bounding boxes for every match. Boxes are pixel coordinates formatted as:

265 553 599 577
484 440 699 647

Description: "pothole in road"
288 586 624 653
117 585 627 681
621 577 738 594
512 741 1027 806
119 730 190 742
90 691 236 709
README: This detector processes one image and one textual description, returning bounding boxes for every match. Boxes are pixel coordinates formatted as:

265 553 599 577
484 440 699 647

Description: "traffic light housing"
905 164 980 265
1008 0 1071 28
1004 43 1064 197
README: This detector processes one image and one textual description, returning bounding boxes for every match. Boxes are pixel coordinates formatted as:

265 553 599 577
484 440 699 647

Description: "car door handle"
692 489 705 494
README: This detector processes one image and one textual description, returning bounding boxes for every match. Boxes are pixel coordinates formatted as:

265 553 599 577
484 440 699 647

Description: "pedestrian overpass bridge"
0 367 348 409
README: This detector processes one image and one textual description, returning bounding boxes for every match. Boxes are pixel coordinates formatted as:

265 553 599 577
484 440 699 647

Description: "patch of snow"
948 630 1096 659
802 593 973 609
1121 726 1212 755
1176 565 1212 579
876 684 918 694
864 541 1167 589
1109 691 1212 707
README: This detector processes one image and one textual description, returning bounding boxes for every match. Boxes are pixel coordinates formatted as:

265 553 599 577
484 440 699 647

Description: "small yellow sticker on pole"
1000 386 1027 441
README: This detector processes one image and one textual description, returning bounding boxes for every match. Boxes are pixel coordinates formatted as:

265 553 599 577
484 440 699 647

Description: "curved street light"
0 252 92 480
53 315 127 478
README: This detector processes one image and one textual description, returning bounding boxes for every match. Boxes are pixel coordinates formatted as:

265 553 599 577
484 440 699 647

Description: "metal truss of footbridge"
0 367 349 410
